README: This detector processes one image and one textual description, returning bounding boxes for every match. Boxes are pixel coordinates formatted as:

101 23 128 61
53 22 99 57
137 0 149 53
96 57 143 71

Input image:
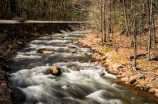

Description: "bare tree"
147 0 153 61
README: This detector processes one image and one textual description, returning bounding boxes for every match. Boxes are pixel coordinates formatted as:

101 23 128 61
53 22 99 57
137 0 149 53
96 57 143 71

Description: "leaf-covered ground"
79 32 158 99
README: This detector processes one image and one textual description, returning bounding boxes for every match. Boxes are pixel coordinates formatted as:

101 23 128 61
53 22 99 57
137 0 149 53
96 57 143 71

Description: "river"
7 30 158 104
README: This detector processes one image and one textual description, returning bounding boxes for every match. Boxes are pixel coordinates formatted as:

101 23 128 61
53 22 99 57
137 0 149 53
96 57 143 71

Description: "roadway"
0 20 91 24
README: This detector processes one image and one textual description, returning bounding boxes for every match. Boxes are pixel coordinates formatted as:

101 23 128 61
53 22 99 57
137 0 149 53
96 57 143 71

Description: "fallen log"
129 52 148 61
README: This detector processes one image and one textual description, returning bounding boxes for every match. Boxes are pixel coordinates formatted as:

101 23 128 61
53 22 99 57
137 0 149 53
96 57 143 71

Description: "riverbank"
79 32 158 99
0 32 49 104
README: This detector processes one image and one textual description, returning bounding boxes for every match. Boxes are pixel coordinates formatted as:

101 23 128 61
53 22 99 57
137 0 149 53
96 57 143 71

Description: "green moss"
100 49 112 55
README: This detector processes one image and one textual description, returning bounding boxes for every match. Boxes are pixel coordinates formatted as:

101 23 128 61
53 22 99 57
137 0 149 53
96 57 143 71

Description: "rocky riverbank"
0 32 48 104
79 33 158 99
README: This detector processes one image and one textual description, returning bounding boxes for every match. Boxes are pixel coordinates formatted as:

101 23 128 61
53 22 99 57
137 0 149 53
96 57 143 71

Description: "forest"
0 0 89 21
1 0 158 66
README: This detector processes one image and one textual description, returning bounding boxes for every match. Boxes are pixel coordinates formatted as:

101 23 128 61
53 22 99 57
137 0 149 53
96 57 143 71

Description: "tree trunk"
37 0 39 20
101 0 103 43
8 0 10 19
147 0 153 61
152 1 156 44
4 0 7 19
19 0 21 17
63 0 66 20
108 0 111 42
134 3 137 67
102 0 106 43
46 0 49 20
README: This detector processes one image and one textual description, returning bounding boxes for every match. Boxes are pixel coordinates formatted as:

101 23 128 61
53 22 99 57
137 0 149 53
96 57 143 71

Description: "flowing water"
7 31 158 104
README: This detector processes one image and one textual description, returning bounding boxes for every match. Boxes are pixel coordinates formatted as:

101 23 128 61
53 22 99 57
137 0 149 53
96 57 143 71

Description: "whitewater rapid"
7 31 158 104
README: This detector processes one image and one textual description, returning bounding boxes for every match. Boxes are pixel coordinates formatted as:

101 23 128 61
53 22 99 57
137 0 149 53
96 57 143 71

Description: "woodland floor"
79 31 158 99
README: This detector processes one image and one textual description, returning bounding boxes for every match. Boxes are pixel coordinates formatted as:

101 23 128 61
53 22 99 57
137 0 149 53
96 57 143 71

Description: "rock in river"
68 46 76 49
50 66 62 76
37 48 54 54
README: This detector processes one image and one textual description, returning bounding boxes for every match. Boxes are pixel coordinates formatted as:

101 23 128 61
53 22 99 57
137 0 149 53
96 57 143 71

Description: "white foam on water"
30 40 43 43
13 54 41 60
86 90 123 104
36 46 68 50
53 62 116 80
47 39 71 43
64 37 78 39
17 51 37 55
21 85 53 102
86 90 107 103
58 52 93 58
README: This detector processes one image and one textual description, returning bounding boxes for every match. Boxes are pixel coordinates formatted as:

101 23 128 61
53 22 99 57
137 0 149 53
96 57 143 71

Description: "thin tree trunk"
63 0 66 20
103 0 106 43
101 0 103 43
152 1 156 44
108 0 111 42
4 0 7 19
19 0 21 17
134 4 137 67
46 0 49 20
0 1 1 18
139 26 142 49
8 0 10 19
148 0 153 61
37 0 39 20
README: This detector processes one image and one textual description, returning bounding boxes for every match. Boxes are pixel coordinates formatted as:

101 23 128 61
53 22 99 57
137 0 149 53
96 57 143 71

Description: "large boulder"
50 66 62 76
37 48 54 54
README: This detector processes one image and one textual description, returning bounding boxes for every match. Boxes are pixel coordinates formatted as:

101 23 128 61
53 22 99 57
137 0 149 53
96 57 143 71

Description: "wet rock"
37 48 54 54
73 41 78 44
129 74 145 84
60 30 67 33
60 44 67 47
57 36 64 39
72 67 80 71
99 71 105 77
137 74 144 79
63 59 69 62
155 78 158 83
68 59 75 62
129 77 136 84
72 51 77 54
68 46 76 49
16 41 23 45
50 66 62 76
149 88 156 94
42 51 54 54
154 89 158 98
121 77 128 82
